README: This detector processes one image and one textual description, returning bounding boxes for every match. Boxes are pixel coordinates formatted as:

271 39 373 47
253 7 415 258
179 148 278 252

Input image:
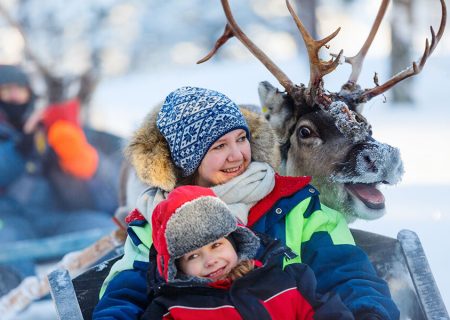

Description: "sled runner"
48 228 448 320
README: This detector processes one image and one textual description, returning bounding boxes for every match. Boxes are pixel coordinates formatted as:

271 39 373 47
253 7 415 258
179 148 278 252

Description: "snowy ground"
16 55 450 318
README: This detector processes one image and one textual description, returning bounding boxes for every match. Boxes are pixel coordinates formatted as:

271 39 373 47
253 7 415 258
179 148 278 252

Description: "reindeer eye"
298 126 311 138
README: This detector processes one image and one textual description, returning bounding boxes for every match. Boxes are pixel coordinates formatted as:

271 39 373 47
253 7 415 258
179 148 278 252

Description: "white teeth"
223 165 241 173
207 267 224 278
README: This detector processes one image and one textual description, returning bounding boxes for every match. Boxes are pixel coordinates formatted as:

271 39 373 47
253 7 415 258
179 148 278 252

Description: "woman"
93 86 399 319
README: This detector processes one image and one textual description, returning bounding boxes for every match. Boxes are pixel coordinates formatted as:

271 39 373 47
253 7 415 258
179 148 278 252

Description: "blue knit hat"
0 65 31 87
157 86 250 177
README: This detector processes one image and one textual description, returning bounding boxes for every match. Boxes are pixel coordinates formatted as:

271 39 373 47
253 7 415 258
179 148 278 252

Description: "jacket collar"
248 174 312 227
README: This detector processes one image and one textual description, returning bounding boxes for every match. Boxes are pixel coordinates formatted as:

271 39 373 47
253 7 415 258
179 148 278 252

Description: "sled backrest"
50 229 448 320
351 229 447 320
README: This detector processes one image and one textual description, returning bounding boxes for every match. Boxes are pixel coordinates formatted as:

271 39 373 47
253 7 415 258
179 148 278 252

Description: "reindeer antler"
285 0 343 90
356 0 447 102
198 0 295 95
198 0 348 106
340 0 391 84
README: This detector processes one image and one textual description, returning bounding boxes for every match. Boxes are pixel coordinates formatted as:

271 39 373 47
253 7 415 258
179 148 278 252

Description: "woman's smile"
222 164 243 174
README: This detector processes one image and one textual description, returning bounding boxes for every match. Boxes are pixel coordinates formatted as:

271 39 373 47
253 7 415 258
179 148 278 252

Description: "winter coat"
93 106 399 320
142 237 354 320
0 113 120 231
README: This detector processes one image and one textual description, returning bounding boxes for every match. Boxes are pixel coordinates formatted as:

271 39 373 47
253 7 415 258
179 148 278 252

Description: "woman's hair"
226 259 255 281
175 170 198 187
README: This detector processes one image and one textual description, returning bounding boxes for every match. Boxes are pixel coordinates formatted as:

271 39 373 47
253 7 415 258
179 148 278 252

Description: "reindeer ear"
126 105 177 191
258 81 296 146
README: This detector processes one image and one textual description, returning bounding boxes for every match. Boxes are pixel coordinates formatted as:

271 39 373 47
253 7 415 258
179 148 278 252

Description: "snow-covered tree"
0 0 144 105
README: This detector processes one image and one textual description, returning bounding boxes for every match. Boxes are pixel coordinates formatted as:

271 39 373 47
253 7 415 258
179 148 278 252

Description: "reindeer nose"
361 151 377 173
357 143 404 184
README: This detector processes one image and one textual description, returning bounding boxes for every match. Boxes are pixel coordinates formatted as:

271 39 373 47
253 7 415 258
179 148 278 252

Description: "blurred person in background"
0 64 119 295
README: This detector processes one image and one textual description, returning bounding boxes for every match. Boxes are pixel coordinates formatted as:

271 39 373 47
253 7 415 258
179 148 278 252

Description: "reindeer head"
198 0 446 222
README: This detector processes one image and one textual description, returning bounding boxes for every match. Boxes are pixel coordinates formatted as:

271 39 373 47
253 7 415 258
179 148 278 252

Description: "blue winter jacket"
93 175 399 320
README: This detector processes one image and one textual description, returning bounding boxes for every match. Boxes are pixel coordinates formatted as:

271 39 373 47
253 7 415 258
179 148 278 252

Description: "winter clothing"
48 119 99 179
143 236 355 320
0 65 120 284
151 185 260 282
0 65 34 130
157 86 250 177
42 98 81 128
0 65 30 87
93 88 399 320
211 161 275 224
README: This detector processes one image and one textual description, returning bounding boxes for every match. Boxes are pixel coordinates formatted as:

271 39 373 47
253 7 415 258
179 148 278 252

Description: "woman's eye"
298 127 312 138
237 136 247 142
212 144 224 150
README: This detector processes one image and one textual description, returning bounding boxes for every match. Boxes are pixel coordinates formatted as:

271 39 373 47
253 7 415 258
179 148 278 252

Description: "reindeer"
198 0 446 223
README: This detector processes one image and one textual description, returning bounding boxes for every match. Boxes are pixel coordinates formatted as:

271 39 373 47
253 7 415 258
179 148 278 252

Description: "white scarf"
212 162 275 224
138 162 276 224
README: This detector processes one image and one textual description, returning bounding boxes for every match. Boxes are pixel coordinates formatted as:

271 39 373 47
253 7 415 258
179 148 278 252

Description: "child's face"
178 237 238 281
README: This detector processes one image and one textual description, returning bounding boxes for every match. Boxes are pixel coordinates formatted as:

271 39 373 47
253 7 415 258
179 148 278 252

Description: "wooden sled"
48 228 449 320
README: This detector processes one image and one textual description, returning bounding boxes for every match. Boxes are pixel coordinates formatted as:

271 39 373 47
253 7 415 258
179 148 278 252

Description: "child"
142 185 354 320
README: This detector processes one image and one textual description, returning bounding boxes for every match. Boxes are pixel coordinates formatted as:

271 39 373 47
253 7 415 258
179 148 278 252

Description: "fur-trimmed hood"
126 105 280 191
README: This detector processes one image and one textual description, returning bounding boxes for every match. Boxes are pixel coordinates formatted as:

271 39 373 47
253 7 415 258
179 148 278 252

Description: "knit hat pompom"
152 185 260 282
156 86 250 177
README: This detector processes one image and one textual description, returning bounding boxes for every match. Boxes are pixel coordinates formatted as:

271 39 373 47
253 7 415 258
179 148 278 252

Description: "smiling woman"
93 86 400 320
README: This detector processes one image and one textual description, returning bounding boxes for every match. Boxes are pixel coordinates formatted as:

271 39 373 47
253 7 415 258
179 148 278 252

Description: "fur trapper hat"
126 98 281 191
152 185 260 282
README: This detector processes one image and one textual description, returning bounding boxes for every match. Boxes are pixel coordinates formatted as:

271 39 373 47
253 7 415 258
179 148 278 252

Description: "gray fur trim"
165 196 236 258
163 196 260 282
168 226 260 283
231 227 260 261
126 105 280 191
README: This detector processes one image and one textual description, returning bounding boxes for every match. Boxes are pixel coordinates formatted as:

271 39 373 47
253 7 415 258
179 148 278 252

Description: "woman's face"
197 129 251 187
178 237 238 281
